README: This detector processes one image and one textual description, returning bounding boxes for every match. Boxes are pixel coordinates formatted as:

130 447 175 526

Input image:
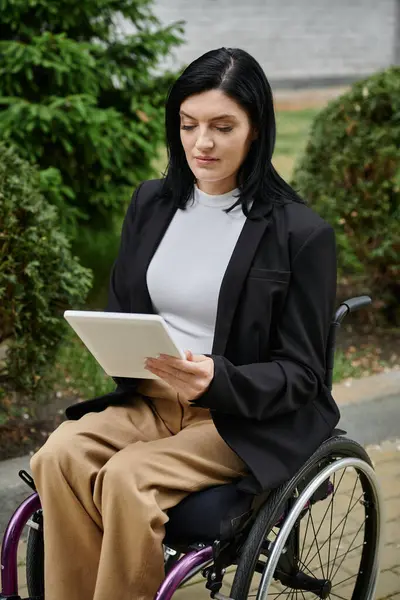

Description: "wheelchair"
0 296 384 600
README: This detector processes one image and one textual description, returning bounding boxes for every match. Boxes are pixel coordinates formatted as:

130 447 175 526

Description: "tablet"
63 311 185 380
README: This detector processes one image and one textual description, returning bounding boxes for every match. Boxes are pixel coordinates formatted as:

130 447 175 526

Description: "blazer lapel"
212 204 273 356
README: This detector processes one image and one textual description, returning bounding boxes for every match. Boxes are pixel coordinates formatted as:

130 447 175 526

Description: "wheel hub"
275 568 332 598
319 579 332 599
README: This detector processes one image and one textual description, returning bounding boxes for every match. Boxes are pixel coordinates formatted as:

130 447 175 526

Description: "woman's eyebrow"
179 111 237 121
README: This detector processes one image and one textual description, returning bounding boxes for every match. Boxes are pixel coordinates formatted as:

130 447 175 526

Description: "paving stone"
385 498 400 523
380 543 400 573
376 570 400 599
385 519 400 548
375 460 400 481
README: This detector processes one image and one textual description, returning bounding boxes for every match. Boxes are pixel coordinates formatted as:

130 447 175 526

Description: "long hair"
161 47 304 218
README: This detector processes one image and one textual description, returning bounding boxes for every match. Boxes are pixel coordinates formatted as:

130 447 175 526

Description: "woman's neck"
196 176 238 196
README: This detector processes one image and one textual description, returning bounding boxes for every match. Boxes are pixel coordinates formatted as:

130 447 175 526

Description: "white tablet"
64 311 185 380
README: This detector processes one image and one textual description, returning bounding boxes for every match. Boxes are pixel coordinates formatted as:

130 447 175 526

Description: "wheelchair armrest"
332 428 347 436
343 296 372 314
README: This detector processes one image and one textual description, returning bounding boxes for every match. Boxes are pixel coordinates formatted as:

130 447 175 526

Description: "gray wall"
147 0 399 87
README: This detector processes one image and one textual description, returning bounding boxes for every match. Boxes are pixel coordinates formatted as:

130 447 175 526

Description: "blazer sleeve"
105 183 144 392
192 223 337 421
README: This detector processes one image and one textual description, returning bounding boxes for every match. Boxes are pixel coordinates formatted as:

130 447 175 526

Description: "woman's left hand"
144 350 214 403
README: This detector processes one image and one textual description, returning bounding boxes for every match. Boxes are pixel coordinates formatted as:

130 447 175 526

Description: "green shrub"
292 67 400 324
0 0 184 294
0 0 184 241
0 144 92 415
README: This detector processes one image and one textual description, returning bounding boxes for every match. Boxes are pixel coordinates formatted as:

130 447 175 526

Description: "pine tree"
0 0 184 238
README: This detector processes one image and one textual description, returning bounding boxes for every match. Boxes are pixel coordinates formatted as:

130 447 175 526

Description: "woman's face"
179 89 257 195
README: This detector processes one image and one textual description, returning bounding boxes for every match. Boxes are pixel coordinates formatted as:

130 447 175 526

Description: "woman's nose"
195 130 214 151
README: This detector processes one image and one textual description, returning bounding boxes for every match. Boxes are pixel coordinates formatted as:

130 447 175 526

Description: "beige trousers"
30 379 246 600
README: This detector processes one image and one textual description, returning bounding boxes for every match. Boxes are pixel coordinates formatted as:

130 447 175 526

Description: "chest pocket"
248 268 291 283
246 268 292 358
232 269 291 363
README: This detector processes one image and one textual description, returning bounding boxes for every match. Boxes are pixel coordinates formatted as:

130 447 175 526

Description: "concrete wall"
145 0 399 87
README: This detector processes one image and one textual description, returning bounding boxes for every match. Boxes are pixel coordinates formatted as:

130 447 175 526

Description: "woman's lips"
195 157 218 164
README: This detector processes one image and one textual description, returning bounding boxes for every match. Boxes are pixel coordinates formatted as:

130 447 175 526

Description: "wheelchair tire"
26 510 45 599
230 436 381 599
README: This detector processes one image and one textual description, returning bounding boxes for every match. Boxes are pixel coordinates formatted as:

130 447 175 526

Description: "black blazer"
66 179 340 494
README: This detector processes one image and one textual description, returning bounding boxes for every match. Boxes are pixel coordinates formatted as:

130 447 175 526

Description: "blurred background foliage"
0 0 398 432
0 143 92 415
0 0 184 303
292 67 400 326
0 0 184 422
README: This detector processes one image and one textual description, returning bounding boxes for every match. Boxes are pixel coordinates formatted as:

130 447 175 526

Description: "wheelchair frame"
0 296 384 600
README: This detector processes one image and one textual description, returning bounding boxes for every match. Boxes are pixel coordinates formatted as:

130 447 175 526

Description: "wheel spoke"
332 572 357 587
327 471 336 579
268 587 292 597
329 591 349 600
318 542 364 573
330 520 365 583
260 593 292 598
301 468 347 567
309 510 326 578
328 472 360 580
297 557 319 579
300 507 312 558
302 491 364 572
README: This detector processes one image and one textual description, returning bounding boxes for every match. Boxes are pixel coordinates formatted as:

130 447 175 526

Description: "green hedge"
0 143 92 415
292 67 400 324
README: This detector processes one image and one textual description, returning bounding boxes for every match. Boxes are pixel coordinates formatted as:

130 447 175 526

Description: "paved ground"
2 369 400 598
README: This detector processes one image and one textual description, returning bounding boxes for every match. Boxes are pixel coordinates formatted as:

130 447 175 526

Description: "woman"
31 47 340 600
